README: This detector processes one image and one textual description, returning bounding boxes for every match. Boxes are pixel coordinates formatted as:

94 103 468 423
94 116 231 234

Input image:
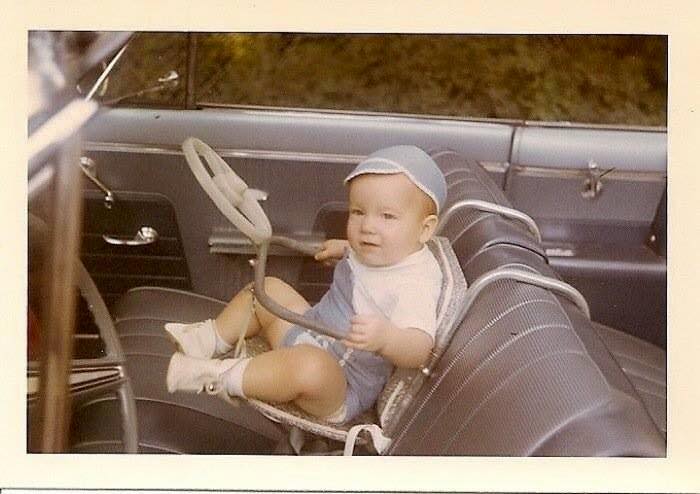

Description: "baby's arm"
345 315 432 368
314 239 349 266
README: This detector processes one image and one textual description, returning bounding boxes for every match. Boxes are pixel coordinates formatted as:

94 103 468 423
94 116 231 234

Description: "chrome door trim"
197 101 521 128
83 142 518 173
198 102 667 133
508 165 666 182
83 140 365 164
479 160 509 174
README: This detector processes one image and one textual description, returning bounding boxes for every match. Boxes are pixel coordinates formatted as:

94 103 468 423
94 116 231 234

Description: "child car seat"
218 235 468 455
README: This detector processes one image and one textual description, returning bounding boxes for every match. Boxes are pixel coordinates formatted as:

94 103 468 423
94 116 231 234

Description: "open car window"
192 33 666 126
92 33 666 126
77 32 188 108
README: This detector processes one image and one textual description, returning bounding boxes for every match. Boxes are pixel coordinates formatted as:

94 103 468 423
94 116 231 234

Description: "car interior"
27 33 667 456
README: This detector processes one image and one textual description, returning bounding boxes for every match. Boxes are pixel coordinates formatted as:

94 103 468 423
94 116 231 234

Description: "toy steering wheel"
182 137 272 245
181 137 344 339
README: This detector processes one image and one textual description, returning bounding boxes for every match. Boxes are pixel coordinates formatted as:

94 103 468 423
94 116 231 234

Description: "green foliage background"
109 33 667 126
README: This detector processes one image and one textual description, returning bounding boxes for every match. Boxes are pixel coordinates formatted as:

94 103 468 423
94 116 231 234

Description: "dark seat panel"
448 215 547 270
116 316 182 335
593 322 665 379
465 246 667 439
119 332 177 355
71 395 281 454
123 351 281 439
593 321 666 435
136 400 280 454
464 244 556 283
112 286 226 323
96 288 286 454
431 150 511 207
388 276 665 456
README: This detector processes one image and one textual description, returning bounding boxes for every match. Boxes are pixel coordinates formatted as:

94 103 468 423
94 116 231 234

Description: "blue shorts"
281 320 392 423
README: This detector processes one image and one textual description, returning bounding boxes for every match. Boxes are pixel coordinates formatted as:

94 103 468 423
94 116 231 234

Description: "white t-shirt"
346 245 443 341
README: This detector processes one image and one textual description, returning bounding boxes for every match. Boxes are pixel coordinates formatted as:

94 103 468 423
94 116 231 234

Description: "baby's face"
346 173 437 267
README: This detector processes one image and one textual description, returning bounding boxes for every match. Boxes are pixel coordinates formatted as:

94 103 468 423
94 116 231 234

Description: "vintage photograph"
26 31 668 458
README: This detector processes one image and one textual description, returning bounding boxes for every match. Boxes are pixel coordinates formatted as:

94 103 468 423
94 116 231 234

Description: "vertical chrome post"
37 133 83 452
186 33 198 109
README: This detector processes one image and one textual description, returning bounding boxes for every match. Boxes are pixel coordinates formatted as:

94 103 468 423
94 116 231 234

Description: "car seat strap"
289 426 306 455
344 424 391 456
233 287 255 358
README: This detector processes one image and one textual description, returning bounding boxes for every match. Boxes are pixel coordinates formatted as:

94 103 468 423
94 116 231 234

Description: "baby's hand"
314 239 348 266
344 314 393 353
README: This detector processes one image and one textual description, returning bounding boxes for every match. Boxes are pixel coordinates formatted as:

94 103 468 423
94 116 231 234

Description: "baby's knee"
241 277 290 306
262 276 289 294
293 346 345 393
248 276 292 297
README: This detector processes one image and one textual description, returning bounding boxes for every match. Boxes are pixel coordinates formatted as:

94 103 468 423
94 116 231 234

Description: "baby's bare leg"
241 344 347 418
215 276 311 348
215 278 343 416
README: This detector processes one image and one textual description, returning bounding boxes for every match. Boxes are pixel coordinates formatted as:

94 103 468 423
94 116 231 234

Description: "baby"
166 145 447 423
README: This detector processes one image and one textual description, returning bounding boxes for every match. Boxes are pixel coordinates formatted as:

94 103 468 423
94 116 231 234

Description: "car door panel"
85 108 514 159
506 126 667 345
81 108 665 346
82 108 515 304
81 190 191 308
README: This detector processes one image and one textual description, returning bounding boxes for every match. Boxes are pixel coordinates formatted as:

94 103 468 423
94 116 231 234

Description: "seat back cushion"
386 275 665 456
377 236 468 435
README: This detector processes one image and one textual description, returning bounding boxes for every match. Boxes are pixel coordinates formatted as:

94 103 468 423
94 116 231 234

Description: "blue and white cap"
344 145 447 214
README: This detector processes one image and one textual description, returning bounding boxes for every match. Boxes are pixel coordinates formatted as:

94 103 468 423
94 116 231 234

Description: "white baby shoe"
164 319 218 359
166 352 240 395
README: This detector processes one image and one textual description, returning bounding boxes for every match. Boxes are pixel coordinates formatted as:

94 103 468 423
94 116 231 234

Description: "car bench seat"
71 288 287 454
591 321 666 436
75 148 666 455
412 148 666 456
386 259 665 455
106 236 468 455
430 149 667 440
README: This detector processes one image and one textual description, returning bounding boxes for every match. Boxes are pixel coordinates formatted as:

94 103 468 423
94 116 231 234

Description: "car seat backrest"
430 150 547 272
376 236 468 436
464 243 556 284
448 215 546 271
387 271 665 456
431 150 511 208
385 151 665 456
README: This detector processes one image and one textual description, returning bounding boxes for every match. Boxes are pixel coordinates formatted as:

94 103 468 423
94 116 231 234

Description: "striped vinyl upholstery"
592 321 666 436
388 277 665 456
70 287 285 454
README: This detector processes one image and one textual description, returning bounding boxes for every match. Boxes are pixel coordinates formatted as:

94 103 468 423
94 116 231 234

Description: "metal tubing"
460 267 590 322
37 135 83 452
270 235 320 257
118 379 139 453
185 33 198 109
253 241 345 339
438 199 542 242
